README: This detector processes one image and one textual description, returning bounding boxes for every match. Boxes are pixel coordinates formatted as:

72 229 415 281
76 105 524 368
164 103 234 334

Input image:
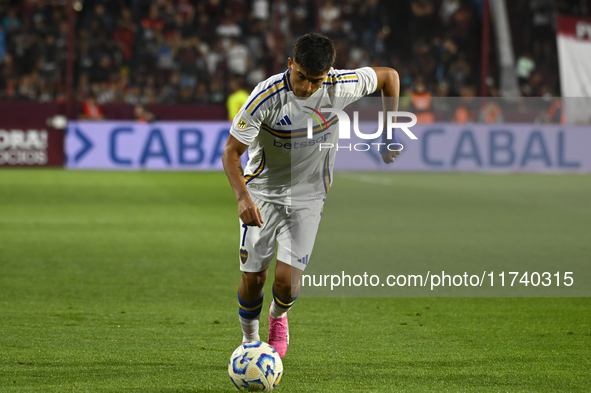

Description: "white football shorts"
238 195 324 273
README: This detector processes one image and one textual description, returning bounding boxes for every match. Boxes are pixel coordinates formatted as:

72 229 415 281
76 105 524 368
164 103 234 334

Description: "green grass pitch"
0 170 589 392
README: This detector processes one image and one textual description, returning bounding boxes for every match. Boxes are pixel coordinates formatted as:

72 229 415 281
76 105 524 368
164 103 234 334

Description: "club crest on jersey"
238 117 248 129
240 248 249 264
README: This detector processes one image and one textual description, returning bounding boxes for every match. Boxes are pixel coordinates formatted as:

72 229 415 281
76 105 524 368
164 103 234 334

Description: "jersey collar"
283 69 293 93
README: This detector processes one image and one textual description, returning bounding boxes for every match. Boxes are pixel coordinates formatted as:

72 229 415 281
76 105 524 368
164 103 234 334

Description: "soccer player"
222 33 401 357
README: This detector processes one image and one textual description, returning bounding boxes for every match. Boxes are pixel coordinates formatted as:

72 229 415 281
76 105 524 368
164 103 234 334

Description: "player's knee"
273 277 288 291
273 277 301 301
274 262 302 294
273 275 296 294
242 271 267 288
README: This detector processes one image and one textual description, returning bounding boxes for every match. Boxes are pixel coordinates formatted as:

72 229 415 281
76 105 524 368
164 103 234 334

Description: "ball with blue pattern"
228 341 283 391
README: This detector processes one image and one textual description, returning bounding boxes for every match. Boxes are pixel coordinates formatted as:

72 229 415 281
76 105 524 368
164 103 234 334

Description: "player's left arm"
371 67 401 164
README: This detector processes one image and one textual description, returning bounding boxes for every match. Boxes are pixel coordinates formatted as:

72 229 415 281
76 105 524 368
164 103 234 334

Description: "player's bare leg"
273 260 302 301
268 261 302 357
239 270 268 301
238 269 268 343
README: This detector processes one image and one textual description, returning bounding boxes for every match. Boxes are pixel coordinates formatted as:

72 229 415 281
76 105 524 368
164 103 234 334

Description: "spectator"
1 52 17 79
411 79 435 124
545 99 565 124
359 0 382 49
178 84 194 104
92 55 114 84
155 30 179 81
124 86 142 105
478 101 504 123
79 93 104 120
453 86 478 123
18 74 38 101
449 53 472 95
320 1 341 34
252 0 270 21
530 0 554 62
247 63 267 89
134 104 156 122
433 37 458 81
432 79 452 111
161 0 178 28
226 78 249 120
141 4 164 41
516 53 535 89
83 4 113 33
572 0 590 16
194 82 210 104
245 19 267 65
195 12 214 44
440 0 461 26
38 81 54 103
0 26 7 64
3 77 18 99
112 9 135 67
76 74 91 101
523 70 546 97
77 41 94 77
448 1 474 51
157 72 180 104
176 0 195 21
411 0 437 41
205 39 226 78
226 38 250 76
167 12 193 39
2 8 21 33
209 77 225 104
216 13 241 39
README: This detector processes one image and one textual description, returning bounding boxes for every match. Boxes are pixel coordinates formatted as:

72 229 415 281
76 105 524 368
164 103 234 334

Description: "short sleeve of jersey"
229 92 266 146
329 67 378 102
230 77 283 145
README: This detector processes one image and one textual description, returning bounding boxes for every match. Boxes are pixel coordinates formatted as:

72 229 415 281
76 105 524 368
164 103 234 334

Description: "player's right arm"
223 74 283 227
222 134 264 228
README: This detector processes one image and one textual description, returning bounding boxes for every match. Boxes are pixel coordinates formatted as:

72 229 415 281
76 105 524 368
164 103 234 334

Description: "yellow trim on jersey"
246 82 285 113
325 75 359 84
260 115 338 139
284 71 293 92
326 75 358 81
324 152 331 193
244 151 266 184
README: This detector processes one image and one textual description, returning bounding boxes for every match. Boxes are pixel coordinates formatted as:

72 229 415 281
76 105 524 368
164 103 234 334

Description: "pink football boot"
268 302 289 357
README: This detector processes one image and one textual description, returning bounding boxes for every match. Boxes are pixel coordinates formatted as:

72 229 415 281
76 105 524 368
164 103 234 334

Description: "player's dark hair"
293 33 336 75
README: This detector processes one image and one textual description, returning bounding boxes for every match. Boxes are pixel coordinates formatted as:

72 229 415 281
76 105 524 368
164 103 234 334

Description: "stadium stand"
0 0 584 110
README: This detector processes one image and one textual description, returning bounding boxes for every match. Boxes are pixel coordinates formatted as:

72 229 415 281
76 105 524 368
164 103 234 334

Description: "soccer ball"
228 341 283 391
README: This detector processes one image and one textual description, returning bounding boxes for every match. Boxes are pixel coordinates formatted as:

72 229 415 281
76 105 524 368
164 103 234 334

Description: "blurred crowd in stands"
0 0 588 113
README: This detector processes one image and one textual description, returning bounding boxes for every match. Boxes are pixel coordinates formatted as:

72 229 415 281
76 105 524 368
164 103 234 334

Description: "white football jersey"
230 67 378 205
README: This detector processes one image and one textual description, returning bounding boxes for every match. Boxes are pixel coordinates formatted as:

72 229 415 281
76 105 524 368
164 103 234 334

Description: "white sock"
240 315 260 342
269 301 288 320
